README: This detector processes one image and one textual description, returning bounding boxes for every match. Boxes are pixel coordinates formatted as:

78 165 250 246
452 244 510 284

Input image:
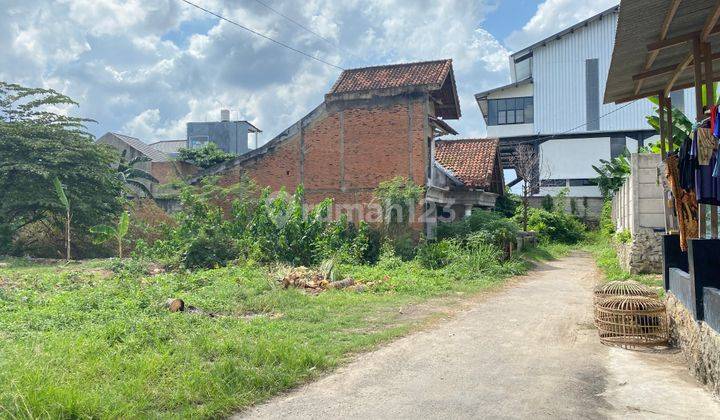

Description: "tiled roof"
109 132 170 162
434 138 500 189
328 59 452 95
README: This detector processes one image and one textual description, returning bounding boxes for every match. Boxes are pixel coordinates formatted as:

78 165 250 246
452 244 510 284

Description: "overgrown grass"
0 243 558 418
581 231 663 289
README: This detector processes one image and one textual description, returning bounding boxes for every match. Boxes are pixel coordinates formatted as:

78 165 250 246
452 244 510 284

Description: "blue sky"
0 0 617 143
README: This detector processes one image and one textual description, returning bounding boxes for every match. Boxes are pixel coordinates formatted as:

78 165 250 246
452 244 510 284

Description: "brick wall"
216 95 431 225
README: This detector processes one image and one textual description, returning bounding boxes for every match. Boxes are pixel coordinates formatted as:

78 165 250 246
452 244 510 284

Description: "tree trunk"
66 209 71 261
118 236 123 259
522 182 529 231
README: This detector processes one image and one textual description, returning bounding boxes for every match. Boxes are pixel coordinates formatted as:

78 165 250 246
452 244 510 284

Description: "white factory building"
475 5 692 217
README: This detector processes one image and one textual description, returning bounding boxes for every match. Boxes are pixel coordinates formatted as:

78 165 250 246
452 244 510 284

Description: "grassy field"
581 231 663 289
0 244 566 419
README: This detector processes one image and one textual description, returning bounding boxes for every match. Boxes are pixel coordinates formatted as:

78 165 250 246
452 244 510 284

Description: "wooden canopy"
605 0 720 104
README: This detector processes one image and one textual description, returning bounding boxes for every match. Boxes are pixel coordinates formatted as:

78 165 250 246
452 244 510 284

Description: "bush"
517 207 585 244
436 210 520 248
615 229 631 244
182 230 238 269
136 180 377 269
599 200 614 235
416 239 457 269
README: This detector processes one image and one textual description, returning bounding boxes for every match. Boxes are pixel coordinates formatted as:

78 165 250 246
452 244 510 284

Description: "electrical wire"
501 99 642 147
250 0 362 62
251 0 333 47
179 0 344 71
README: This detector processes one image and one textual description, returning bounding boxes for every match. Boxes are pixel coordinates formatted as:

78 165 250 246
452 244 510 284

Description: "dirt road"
236 252 720 419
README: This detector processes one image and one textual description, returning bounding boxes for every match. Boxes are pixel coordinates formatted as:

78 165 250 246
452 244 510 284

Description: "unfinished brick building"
203 59 504 235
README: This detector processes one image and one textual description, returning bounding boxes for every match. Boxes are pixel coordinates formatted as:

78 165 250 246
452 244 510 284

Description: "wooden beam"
635 0 682 94
632 52 720 81
666 96 673 154
648 25 720 52
658 93 667 161
693 37 707 238
702 42 719 239
702 1 720 41
614 73 720 104
664 52 694 96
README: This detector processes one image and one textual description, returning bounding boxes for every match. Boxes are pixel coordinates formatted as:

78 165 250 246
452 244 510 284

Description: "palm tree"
116 150 158 198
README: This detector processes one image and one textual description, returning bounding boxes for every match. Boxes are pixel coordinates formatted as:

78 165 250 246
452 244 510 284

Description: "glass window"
488 100 497 125
507 110 515 124
486 96 533 126
514 55 532 81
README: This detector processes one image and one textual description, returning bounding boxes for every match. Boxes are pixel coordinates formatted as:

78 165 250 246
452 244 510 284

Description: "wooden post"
703 42 719 239
659 93 667 159
693 37 707 238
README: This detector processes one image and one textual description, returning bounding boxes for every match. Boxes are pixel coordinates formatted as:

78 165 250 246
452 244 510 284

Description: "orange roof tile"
328 59 452 95
434 138 500 189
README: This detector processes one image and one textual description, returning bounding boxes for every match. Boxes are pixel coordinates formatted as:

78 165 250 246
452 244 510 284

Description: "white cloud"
1 0 514 142
505 0 618 51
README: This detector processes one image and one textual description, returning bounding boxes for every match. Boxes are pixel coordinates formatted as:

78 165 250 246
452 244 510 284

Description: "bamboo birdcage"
595 296 668 348
593 280 657 303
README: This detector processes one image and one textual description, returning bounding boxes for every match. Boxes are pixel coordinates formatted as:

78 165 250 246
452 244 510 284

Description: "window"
514 54 532 81
487 97 533 126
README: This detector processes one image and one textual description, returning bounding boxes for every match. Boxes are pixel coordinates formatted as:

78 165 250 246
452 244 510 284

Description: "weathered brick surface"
216 96 431 225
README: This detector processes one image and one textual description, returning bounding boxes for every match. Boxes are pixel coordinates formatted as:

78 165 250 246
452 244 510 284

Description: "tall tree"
0 82 123 255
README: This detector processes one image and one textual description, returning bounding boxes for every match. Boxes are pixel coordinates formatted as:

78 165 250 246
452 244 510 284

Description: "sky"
1 0 618 145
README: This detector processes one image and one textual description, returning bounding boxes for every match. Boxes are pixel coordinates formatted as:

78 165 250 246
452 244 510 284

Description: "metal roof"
148 139 187 154
605 0 720 104
512 5 620 58
105 132 170 162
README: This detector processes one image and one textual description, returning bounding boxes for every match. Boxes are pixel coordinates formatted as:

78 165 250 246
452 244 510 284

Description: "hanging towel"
714 105 720 138
714 147 720 177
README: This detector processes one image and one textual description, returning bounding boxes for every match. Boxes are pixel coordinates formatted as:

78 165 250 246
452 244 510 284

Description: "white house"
474 6 688 215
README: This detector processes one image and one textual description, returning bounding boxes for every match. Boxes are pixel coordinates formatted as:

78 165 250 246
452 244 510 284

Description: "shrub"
599 200 614 235
494 191 520 217
182 230 238 269
416 239 457 269
176 143 236 168
435 210 520 248
517 207 585 244
615 229 631 244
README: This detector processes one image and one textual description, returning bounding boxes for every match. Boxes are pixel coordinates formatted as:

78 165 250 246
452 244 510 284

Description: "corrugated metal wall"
533 11 657 133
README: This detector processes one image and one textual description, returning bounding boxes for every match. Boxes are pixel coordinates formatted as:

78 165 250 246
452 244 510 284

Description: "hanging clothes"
696 127 716 165
714 105 720 138
691 124 720 205
678 135 696 191
666 153 699 251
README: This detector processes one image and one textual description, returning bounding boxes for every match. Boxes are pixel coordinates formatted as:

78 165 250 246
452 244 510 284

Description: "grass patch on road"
0 243 558 419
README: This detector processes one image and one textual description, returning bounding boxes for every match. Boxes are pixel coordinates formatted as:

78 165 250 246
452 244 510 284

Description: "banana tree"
53 177 71 261
90 211 130 258
117 150 158 198
592 152 631 199
646 83 720 151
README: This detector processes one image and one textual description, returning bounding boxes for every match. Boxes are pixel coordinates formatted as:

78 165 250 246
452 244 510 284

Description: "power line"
179 0 344 71
250 0 362 62
501 99 641 147
251 0 334 47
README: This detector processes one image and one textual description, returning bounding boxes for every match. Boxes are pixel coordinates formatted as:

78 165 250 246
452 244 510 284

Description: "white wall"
485 83 535 138
532 11 656 134
612 154 664 233
540 137 609 178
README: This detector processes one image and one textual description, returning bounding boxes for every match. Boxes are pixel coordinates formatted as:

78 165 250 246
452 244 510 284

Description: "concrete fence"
611 153 665 273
